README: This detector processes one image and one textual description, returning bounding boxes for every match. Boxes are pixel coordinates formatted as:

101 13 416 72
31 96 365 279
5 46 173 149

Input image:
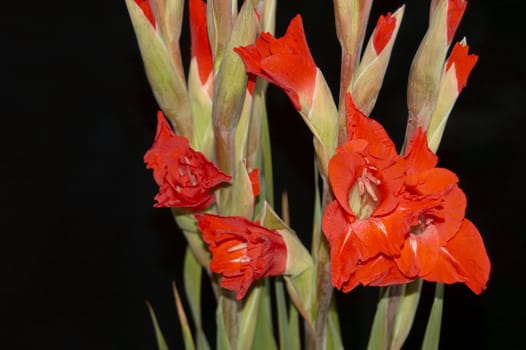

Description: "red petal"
189 0 213 83
328 141 365 214
403 127 438 172
446 41 478 92
352 212 409 258
341 255 412 292
373 12 396 55
135 0 156 28
345 94 397 157
248 168 260 198
425 219 490 294
446 0 467 45
235 15 317 110
433 185 466 243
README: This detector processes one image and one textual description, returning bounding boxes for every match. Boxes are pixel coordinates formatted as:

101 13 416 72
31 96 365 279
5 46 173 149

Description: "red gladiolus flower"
189 0 213 84
144 111 231 210
234 15 317 110
322 95 407 291
135 0 156 28
373 12 396 55
446 41 478 92
323 120 490 294
393 128 490 294
196 214 287 299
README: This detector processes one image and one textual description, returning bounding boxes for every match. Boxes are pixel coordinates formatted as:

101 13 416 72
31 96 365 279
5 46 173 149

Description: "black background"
3 0 525 349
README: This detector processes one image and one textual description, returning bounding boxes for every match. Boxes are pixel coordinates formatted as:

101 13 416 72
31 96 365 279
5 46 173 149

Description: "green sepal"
217 159 255 219
350 6 405 116
207 0 236 69
405 0 449 144
260 202 313 278
212 0 258 177
125 0 192 139
149 0 186 80
235 91 254 166
299 70 339 177
427 38 470 153
174 214 211 268
188 58 214 158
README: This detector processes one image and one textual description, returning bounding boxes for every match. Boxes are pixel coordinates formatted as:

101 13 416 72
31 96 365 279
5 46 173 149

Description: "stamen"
358 180 365 196
230 256 251 264
187 166 197 185
228 242 248 252
365 171 381 185
364 182 378 201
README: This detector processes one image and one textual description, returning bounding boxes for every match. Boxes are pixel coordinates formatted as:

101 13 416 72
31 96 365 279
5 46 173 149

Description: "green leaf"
251 279 278 350
275 277 291 350
421 283 444 350
390 279 423 350
183 248 211 350
172 282 197 350
216 296 234 350
325 297 344 350
288 299 301 350
367 281 423 350
260 98 274 207
367 287 390 350
238 283 263 350
145 301 170 350
310 161 322 263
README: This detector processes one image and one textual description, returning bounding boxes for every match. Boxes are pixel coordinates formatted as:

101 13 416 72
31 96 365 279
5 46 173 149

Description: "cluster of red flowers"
140 0 489 299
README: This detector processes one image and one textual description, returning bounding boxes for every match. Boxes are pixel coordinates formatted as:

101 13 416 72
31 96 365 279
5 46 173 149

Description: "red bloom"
189 0 213 84
323 122 490 294
322 95 407 291
446 41 478 92
144 111 231 210
196 214 287 299
373 12 396 54
393 128 490 294
234 15 317 110
135 0 156 28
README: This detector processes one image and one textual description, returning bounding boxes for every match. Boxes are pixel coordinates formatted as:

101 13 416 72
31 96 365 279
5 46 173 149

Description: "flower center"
410 214 434 235
177 157 198 186
349 165 381 219
227 242 251 264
